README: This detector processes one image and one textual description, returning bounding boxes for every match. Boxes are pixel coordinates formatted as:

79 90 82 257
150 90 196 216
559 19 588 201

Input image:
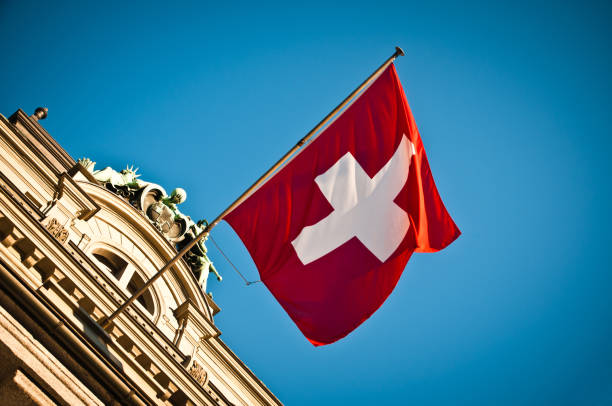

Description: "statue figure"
177 218 222 289
95 166 146 189
161 188 187 220
78 158 147 189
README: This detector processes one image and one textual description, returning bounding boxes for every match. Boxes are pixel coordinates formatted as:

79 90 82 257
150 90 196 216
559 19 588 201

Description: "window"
90 247 155 315
92 249 127 279
126 272 155 314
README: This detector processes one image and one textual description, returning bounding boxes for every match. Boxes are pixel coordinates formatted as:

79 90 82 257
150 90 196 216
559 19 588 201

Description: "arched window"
92 249 126 278
125 272 155 315
90 247 156 316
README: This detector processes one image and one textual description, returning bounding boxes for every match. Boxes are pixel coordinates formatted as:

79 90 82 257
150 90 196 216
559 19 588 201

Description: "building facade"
0 108 281 405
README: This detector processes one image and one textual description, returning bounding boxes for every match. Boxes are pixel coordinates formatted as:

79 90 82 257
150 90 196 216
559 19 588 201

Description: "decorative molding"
8 109 75 173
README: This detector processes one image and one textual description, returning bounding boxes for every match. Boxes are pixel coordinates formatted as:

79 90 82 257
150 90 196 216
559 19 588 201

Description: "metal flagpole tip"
395 46 405 57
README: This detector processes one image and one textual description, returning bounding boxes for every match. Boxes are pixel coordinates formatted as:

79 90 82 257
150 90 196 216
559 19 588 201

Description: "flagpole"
99 46 404 330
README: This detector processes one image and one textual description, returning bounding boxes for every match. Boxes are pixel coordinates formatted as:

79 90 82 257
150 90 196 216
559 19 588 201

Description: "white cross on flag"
225 64 460 346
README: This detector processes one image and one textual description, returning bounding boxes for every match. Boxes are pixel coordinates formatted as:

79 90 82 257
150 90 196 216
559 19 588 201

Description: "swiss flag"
225 64 460 346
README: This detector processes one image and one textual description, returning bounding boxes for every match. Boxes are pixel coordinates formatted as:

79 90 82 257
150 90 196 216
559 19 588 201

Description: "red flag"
225 64 460 346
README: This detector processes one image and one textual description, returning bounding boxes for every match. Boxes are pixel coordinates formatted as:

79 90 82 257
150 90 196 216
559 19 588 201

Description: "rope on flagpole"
209 235 261 286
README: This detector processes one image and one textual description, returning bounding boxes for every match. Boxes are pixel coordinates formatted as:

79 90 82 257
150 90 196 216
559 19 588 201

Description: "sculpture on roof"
77 158 221 292
79 158 146 189
161 188 187 220
177 219 222 286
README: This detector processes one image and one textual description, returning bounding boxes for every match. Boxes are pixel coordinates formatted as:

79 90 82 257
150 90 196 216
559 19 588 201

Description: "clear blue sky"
2 1 611 404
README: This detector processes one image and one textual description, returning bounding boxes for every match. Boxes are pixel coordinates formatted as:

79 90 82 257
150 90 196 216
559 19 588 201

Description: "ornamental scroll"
46 218 69 244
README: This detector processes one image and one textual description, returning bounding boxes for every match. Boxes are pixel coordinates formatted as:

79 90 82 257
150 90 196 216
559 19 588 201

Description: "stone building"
0 108 282 405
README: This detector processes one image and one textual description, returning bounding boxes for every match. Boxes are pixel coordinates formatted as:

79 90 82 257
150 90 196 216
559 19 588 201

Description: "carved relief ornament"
189 360 208 386
45 218 69 244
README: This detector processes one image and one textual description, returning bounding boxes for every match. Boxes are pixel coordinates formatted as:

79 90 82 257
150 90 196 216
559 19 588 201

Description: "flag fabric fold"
225 64 460 346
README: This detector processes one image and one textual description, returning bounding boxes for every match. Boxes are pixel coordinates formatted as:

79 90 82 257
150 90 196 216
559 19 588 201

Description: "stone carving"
46 218 69 244
78 158 221 290
189 360 208 386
